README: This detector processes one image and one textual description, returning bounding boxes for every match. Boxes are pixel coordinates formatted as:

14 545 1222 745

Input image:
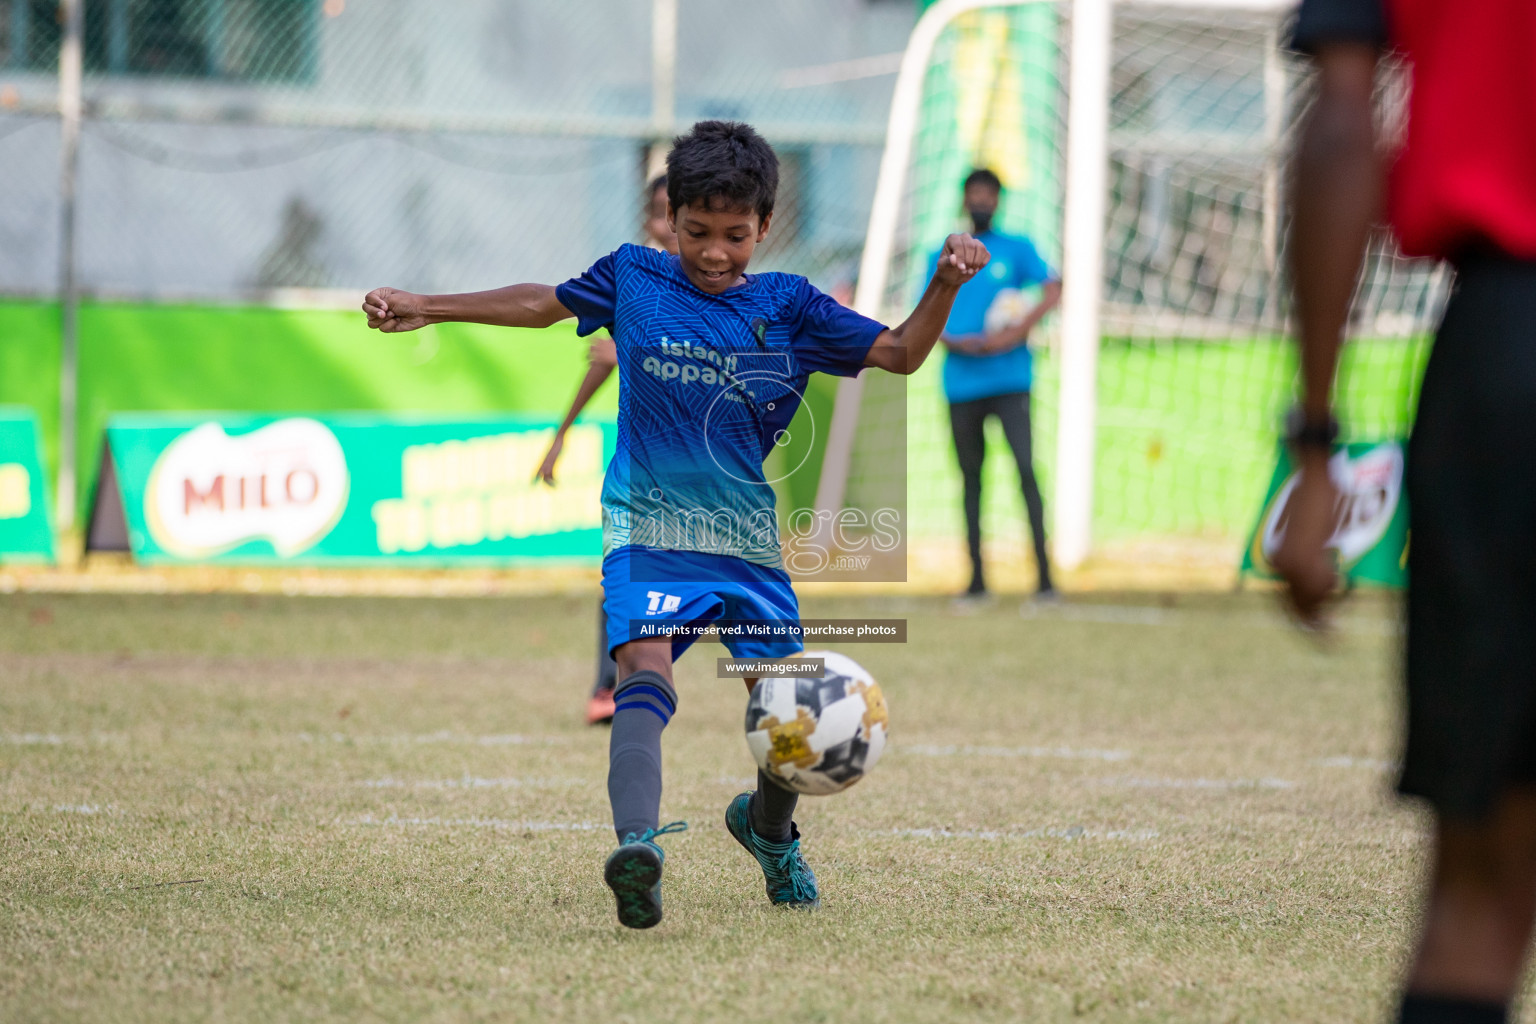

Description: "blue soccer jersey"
556 244 886 570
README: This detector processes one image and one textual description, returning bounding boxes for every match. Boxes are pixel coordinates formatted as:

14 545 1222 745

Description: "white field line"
2 732 125 745
5 731 567 748
348 814 605 832
882 826 1160 842
292 731 567 746
1095 775 1295 790
359 776 585 790
1020 604 1171 625
1232 612 1400 636
1018 603 1400 636
904 743 1132 762
4 803 118 815
716 776 758 788
1315 756 1398 771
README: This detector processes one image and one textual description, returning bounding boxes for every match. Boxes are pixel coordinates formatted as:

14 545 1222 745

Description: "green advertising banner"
1242 440 1408 588
106 414 616 566
0 408 55 564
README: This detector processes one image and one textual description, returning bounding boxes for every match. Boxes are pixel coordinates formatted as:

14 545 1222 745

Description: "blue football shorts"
601 545 804 661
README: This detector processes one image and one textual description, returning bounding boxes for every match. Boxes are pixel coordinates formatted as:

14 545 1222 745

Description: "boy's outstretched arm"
864 233 989 375
362 284 572 333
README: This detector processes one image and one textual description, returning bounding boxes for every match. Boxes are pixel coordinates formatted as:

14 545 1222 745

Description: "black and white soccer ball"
744 651 889 796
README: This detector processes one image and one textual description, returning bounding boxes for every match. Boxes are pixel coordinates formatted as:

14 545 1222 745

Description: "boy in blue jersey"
362 120 988 929
929 168 1061 601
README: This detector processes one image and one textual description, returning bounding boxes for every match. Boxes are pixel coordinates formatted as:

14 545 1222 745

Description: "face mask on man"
967 208 993 234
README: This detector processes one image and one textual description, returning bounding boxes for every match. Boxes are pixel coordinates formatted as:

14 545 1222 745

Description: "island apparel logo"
145 419 349 558
1251 441 1404 574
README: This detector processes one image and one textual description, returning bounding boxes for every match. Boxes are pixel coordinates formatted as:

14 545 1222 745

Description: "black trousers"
1401 253 1536 819
948 390 1052 592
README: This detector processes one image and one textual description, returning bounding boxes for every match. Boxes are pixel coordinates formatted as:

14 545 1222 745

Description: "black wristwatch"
1284 405 1340 453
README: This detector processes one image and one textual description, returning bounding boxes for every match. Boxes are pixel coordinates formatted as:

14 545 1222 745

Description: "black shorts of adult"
1401 249 1536 820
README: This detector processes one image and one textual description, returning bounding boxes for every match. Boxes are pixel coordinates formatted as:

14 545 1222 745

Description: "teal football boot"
725 792 820 909
603 820 688 929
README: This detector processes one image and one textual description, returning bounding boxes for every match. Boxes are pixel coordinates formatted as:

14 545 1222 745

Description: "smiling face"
669 200 772 294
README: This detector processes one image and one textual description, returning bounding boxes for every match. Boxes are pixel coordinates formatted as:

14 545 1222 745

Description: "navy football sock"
749 769 798 844
1398 994 1507 1024
607 670 677 842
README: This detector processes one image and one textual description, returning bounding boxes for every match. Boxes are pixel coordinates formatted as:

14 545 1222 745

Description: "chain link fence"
1 0 916 299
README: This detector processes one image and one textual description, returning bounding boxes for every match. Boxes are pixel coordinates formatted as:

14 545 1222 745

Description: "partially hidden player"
363 120 988 929
1284 2 1536 1022
534 174 678 727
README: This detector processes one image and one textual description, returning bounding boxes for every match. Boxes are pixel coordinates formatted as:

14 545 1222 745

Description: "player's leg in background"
586 601 618 725
593 601 618 695
607 640 677 841
948 396 989 596
739 674 796 843
1401 791 1536 1020
995 390 1054 595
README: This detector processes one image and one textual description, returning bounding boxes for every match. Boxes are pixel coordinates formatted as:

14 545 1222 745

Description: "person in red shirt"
1285 2 1536 1022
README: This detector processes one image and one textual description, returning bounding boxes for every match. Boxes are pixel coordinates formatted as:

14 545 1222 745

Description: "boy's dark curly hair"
666 121 779 221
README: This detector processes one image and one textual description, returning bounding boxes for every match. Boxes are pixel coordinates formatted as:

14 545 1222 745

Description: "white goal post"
814 0 1296 572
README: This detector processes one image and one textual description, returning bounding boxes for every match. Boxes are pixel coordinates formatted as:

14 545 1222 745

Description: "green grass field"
0 588 1490 1022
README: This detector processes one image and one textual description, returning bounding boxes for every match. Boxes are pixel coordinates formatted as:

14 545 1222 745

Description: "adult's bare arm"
1273 42 1381 626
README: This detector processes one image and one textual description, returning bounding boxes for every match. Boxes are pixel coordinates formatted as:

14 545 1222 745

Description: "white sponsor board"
145 418 349 558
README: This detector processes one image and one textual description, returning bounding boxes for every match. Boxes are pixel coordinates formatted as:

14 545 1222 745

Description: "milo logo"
145 418 350 559
1252 442 1404 573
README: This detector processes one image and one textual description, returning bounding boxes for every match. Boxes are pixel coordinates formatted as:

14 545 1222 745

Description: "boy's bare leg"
614 638 673 684
1408 789 1536 1003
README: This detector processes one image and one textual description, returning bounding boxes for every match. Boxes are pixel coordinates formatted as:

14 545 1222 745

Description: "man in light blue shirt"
928 168 1061 599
